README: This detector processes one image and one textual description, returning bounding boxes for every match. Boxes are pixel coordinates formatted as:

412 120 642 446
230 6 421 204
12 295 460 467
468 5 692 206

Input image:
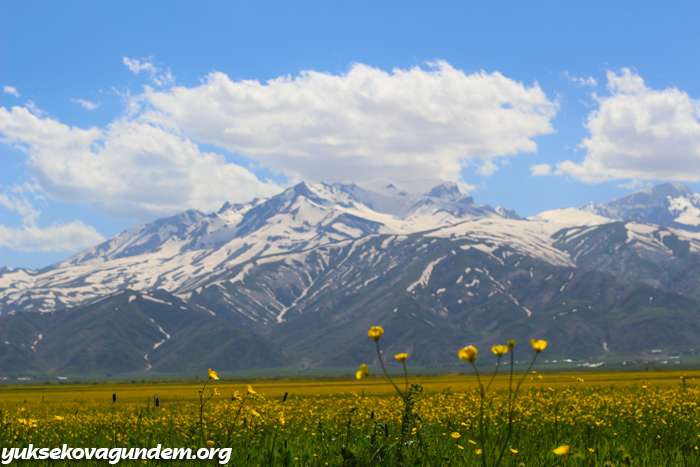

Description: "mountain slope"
0 289 291 376
185 233 700 366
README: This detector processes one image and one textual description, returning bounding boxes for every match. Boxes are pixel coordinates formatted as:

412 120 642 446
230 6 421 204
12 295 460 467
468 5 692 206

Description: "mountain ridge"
3 180 700 375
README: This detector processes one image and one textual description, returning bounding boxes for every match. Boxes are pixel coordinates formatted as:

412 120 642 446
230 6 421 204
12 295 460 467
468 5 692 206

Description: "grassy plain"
0 369 697 404
1 369 700 466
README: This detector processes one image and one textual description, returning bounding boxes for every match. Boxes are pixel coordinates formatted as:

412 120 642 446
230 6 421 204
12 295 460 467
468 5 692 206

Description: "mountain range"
3 180 700 377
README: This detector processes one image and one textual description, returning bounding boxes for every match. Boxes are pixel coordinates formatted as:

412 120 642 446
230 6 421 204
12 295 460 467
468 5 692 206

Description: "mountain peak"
357 178 469 200
607 182 693 208
581 182 700 231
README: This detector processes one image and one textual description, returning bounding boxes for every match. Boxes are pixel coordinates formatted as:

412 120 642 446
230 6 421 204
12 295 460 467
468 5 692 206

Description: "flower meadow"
1 329 699 466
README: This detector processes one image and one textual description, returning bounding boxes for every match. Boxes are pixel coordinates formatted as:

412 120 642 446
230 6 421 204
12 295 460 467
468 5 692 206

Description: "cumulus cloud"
563 71 597 87
71 98 100 110
530 163 552 176
557 69 700 183
3 86 20 97
0 60 558 225
122 57 174 86
0 184 105 252
0 222 105 252
139 60 558 183
0 106 282 222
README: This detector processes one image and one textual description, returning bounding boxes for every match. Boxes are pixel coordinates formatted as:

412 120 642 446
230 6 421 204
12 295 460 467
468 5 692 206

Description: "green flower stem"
402 361 408 395
224 393 249 447
485 355 503 392
199 379 210 445
375 340 405 401
494 351 540 467
470 361 487 467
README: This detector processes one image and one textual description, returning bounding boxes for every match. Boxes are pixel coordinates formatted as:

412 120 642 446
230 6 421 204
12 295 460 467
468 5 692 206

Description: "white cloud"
557 69 700 183
3 86 20 97
530 163 552 176
0 185 43 225
71 98 100 110
563 71 597 87
0 106 282 222
0 222 104 252
477 160 499 177
139 60 558 183
616 179 650 190
0 60 558 224
122 57 173 86
0 184 104 252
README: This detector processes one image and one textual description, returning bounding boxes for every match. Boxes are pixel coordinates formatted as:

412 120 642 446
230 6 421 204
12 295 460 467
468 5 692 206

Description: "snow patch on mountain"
407 256 447 293
528 208 615 226
668 195 700 226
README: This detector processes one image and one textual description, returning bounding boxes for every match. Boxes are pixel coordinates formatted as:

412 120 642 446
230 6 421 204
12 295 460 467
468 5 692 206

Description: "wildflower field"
2 332 700 466
1 370 699 465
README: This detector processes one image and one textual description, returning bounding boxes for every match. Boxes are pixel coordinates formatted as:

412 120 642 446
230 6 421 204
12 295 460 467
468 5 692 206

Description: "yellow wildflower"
276 413 285 425
206 440 215 447
450 432 461 439
491 345 509 356
553 445 570 457
510 447 518 454
54 416 64 421
368 326 384 341
475 449 483 455
458 345 478 363
251 410 261 418
530 339 548 353
395 353 408 362
356 363 371 379
208 368 219 380
468 439 477 445
247 385 257 395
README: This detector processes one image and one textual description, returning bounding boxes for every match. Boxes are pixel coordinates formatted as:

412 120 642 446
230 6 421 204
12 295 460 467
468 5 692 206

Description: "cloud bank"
558 69 700 183
0 60 559 226
0 185 105 252
0 106 282 222
140 61 558 184
0 222 105 252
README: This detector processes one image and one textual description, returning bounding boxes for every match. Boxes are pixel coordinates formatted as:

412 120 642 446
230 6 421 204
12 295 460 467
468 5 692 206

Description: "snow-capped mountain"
580 182 700 231
5 180 700 375
0 179 517 313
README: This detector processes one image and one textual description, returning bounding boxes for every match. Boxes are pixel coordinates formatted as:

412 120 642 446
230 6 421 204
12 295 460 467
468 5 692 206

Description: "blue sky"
1 1 699 269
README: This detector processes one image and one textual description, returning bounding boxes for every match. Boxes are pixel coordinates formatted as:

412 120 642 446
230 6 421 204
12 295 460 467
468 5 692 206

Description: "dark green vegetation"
0 291 291 377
